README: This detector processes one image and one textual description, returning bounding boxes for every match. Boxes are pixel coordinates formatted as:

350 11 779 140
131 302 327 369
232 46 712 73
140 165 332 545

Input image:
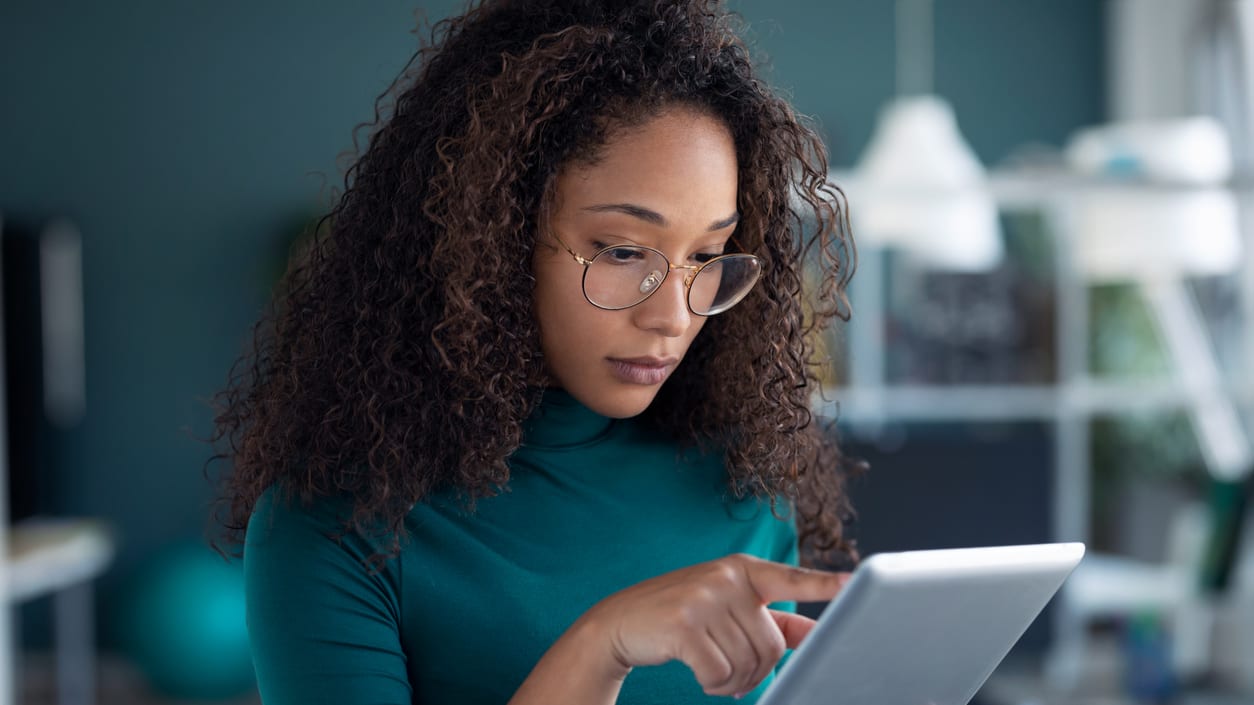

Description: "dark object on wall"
843 422 1054 555
811 421 1055 654
2 216 85 522
882 213 1058 387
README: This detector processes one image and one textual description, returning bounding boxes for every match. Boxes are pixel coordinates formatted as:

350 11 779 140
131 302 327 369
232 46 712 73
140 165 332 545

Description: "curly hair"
209 0 862 568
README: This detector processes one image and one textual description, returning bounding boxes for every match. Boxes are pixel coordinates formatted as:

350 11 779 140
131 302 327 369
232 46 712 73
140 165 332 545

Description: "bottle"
1123 611 1178 704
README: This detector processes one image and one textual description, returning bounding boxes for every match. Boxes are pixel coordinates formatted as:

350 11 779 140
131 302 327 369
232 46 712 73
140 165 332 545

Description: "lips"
610 356 680 367
606 355 679 385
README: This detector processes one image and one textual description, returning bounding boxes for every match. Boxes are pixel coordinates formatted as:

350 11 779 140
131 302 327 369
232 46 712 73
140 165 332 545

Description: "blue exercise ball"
117 541 255 700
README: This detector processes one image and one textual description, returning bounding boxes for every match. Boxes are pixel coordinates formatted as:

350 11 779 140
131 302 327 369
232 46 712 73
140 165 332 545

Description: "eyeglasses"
550 232 762 316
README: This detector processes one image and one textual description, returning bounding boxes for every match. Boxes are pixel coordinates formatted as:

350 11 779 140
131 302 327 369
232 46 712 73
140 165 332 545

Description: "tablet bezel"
758 542 1085 705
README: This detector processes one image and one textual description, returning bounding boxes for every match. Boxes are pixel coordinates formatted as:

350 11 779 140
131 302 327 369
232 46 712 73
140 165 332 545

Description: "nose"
631 267 691 337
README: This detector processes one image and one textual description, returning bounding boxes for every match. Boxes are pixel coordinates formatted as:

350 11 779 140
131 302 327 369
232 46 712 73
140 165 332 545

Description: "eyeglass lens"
582 246 761 315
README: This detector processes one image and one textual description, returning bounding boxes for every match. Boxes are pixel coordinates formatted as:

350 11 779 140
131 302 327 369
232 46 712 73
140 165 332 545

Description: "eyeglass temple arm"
549 231 594 266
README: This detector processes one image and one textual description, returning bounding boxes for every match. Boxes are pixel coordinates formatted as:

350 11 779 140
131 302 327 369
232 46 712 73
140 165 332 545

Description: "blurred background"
1 0 1251 703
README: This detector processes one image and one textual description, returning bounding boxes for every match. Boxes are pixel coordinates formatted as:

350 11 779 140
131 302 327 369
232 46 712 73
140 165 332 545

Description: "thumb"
769 610 819 649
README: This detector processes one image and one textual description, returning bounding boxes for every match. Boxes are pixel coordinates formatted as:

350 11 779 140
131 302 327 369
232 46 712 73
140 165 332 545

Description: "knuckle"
671 601 709 633
690 584 720 608
702 660 735 690
707 559 743 586
672 604 700 631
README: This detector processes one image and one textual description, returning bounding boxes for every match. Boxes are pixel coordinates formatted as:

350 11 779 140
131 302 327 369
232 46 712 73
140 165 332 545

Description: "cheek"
533 259 608 357
540 293 615 353
533 267 566 349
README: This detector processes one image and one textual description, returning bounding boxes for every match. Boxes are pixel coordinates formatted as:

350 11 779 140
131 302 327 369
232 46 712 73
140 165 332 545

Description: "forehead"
554 109 739 219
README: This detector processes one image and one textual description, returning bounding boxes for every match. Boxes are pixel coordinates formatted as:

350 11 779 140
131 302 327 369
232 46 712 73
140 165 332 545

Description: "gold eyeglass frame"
548 230 763 316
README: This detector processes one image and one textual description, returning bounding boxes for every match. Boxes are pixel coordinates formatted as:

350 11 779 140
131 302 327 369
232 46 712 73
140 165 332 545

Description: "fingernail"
734 693 745 700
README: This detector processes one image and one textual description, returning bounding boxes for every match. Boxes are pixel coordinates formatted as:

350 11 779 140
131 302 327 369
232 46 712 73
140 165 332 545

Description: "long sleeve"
244 489 411 705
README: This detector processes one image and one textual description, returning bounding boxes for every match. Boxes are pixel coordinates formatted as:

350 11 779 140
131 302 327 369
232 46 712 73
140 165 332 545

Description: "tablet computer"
759 542 1085 705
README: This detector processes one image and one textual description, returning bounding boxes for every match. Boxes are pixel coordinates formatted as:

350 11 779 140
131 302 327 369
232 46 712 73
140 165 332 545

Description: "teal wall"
0 0 1103 645
730 0 1105 166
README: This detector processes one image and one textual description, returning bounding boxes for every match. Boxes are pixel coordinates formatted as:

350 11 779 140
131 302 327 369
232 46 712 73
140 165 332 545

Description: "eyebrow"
582 203 740 231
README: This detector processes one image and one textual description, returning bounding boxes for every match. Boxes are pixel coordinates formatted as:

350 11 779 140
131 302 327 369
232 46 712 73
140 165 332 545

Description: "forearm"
508 613 630 705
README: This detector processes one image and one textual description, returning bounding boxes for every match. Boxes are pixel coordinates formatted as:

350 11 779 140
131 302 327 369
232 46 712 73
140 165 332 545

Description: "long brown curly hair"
209 0 862 567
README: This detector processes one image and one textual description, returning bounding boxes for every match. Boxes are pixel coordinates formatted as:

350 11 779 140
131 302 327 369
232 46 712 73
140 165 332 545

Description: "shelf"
1064 553 1194 615
817 384 1056 422
817 379 1254 423
830 168 1254 210
7 518 115 604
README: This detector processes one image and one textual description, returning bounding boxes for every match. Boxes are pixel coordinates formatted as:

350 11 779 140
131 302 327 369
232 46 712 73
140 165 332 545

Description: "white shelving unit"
0 213 115 705
825 168 1254 693
7 519 114 705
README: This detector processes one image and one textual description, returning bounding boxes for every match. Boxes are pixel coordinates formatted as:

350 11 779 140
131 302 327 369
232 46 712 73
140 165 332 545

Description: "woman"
210 1 860 703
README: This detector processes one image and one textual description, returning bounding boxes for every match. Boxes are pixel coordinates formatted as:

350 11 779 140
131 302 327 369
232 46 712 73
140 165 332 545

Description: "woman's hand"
578 553 850 698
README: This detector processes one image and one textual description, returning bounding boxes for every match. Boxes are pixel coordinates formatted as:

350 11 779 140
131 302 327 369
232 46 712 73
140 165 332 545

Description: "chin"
581 383 661 419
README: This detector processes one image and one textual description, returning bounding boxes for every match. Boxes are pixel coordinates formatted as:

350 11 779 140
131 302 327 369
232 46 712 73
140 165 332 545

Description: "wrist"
508 608 630 705
566 609 633 682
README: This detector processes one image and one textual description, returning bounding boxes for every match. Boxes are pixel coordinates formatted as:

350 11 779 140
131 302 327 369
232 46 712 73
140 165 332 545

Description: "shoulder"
244 486 402 606
245 486 356 557
243 488 412 703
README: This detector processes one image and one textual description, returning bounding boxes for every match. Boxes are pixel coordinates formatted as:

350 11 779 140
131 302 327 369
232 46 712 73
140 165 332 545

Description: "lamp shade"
853 95 1003 271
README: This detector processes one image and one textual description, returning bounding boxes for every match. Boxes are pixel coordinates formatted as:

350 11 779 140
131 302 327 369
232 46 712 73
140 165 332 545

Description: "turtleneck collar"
520 388 616 449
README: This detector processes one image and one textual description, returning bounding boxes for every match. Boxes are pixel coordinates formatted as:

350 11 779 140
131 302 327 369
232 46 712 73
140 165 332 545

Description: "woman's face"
532 108 740 418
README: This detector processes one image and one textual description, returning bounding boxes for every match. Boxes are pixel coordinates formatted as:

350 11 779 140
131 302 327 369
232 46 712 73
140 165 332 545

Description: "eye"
692 244 728 265
592 241 648 264
606 247 647 263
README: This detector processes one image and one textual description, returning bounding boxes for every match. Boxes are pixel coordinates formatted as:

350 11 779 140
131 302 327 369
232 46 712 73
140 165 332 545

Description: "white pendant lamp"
851 0 1003 272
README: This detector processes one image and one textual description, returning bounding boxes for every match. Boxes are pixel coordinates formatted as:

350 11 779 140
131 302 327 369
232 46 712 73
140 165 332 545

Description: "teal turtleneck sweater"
244 389 799 705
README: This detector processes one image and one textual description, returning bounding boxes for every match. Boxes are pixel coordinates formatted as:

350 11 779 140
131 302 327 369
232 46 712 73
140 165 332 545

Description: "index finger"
741 557 850 605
